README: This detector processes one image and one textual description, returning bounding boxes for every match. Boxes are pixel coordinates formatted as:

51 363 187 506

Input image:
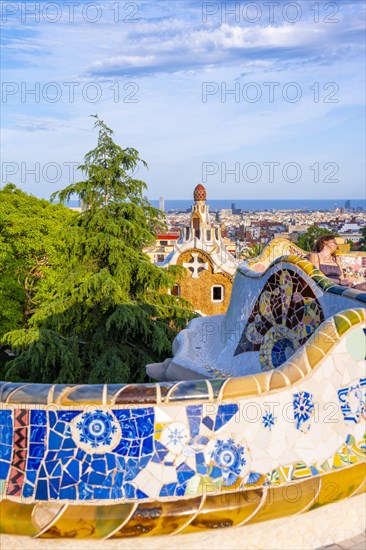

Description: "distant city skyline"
2 1 365 199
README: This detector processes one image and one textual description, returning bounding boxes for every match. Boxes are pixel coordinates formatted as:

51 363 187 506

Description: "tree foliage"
0 184 76 338
241 244 264 259
297 226 338 252
2 117 195 384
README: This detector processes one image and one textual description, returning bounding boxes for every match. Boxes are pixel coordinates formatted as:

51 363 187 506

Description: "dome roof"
193 184 206 202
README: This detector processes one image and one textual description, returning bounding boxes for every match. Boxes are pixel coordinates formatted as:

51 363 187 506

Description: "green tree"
2 117 194 384
297 226 338 252
241 244 264 259
0 184 76 338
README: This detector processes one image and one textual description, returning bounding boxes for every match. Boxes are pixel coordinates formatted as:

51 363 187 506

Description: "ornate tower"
157 184 238 315
179 184 221 246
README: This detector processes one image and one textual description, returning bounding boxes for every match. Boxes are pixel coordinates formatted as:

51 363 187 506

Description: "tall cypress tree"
3 117 194 384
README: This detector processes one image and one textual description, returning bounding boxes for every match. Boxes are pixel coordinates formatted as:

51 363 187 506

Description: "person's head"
313 234 338 255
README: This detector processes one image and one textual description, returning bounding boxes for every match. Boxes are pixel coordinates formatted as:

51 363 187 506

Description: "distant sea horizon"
67 199 365 212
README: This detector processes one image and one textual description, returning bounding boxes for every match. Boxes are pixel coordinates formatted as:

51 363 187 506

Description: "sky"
1 0 365 200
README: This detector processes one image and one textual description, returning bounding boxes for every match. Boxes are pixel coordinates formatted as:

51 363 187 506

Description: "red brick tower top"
193 184 206 203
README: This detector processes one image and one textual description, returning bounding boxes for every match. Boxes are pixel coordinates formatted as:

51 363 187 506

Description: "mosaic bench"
1 243 365 540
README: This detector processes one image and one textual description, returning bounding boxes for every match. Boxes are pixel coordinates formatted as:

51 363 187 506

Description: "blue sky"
1 0 365 199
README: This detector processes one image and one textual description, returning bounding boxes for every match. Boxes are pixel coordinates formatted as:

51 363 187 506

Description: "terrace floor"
319 532 366 550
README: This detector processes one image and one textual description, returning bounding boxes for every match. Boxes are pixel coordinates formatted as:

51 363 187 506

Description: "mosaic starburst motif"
76 411 117 448
234 269 324 371
262 411 276 430
168 427 186 445
161 422 189 453
293 391 314 431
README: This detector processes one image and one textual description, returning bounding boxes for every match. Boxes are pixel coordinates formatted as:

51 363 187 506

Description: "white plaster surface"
2 493 365 550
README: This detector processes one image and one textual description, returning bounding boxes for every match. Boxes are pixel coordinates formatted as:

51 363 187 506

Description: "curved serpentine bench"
0 242 365 540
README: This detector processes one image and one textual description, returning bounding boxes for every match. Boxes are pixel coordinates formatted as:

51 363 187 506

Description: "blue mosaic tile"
196 452 205 465
202 416 214 430
0 410 12 426
26 470 37 484
113 439 131 455
141 436 153 455
177 462 195 484
111 486 123 499
61 472 76 487
22 483 34 498
175 483 188 496
0 444 12 461
57 411 80 422
49 431 63 449
210 465 222 479
59 486 76 499
35 480 48 500
30 410 47 425
76 449 86 461
160 482 177 497
124 483 137 498
0 410 13 482
94 487 111 499
0 425 13 445
113 409 131 421
136 489 148 499
79 482 93 500
29 443 45 457
48 411 57 426
30 426 46 443
27 457 42 471
187 405 202 437
45 460 58 475
214 403 239 431
50 479 61 499
66 459 80 480
0 460 10 480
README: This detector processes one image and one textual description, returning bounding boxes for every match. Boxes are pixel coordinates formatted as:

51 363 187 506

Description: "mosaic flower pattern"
211 438 246 486
76 411 117 448
234 269 324 370
293 391 315 432
338 378 366 423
